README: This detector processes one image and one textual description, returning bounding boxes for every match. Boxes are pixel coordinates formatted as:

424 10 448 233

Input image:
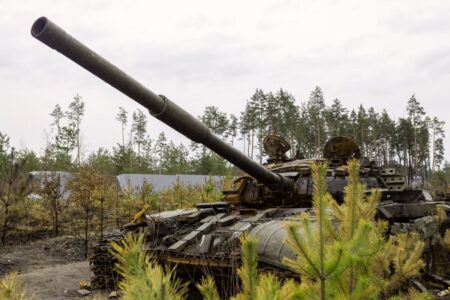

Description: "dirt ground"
0 236 110 300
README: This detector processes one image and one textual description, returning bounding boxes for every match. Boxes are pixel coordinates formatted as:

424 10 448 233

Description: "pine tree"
154 132 167 174
88 148 114 174
50 104 64 152
49 103 74 169
294 104 312 157
228 114 239 146
325 98 349 137
131 109 148 157
284 161 427 299
397 118 415 186
306 86 327 157
430 117 445 170
200 106 229 138
356 105 368 156
239 101 253 157
247 89 268 162
378 110 396 165
67 94 85 165
39 172 63 237
0 272 29 300
116 106 128 149
67 164 103 258
110 234 188 300
0 149 32 244
406 95 425 171
274 89 300 157
366 107 380 162
0 132 10 177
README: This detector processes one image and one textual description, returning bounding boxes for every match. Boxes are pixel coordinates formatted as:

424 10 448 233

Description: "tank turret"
31 17 449 295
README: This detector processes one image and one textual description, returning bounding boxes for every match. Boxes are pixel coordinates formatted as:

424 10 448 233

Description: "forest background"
0 86 448 250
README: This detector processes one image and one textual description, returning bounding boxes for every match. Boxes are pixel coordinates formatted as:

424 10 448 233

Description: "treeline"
240 87 445 185
0 86 446 179
0 86 447 249
0 147 222 250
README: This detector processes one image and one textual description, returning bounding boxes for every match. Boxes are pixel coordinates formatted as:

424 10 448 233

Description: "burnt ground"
1 235 448 299
0 236 109 300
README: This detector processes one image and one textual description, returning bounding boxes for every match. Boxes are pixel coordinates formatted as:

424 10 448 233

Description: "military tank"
31 17 450 295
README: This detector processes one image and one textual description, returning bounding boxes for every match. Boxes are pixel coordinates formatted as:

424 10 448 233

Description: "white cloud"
0 0 449 162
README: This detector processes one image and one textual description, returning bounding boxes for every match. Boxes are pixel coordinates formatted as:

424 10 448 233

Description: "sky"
1 0 450 162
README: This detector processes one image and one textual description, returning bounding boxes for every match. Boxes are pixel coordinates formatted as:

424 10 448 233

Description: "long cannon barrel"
31 17 292 191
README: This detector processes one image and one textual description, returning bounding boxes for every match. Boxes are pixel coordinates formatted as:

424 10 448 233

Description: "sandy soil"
21 261 94 299
0 236 109 300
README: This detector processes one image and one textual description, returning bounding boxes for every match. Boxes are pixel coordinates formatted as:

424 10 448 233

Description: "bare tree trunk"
384 133 388 166
258 133 263 164
121 125 125 149
54 209 59 237
432 126 436 171
77 129 80 165
1 204 9 244
316 119 320 157
360 128 364 157
250 130 254 159
403 146 408 184
290 135 295 158
84 210 89 259
100 198 104 240
408 147 413 187
115 182 120 229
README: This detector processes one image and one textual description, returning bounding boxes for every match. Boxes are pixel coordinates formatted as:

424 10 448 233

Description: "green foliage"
159 142 190 174
107 161 431 300
200 106 230 138
138 181 156 207
230 235 305 300
196 277 219 300
39 172 64 236
45 94 86 169
111 144 138 174
0 150 33 244
429 170 450 195
88 148 115 174
429 117 445 169
4 86 448 178
67 164 116 256
155 178 222 211
67 94 85 165
131 109 148 157
284 160 427 299
200 178 219 201
0 87 447 298
190 152 230 175
110 233 188 300
0 272 29 300
116 106 128 148
236 234 258 300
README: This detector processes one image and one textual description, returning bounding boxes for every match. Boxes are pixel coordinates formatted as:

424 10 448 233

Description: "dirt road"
20 261 94 299
0 236 108 300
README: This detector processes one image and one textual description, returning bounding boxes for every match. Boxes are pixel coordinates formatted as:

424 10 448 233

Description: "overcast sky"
1 0 450 162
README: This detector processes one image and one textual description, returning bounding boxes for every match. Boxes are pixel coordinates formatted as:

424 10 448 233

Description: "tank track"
90 233 124 290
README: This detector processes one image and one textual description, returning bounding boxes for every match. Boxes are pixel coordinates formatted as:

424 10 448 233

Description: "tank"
31 17 450 294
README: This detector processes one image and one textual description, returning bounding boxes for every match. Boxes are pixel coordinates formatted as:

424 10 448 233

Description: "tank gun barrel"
31 17 292 191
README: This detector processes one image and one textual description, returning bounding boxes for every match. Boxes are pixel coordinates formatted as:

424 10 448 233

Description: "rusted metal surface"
32 16 450 295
